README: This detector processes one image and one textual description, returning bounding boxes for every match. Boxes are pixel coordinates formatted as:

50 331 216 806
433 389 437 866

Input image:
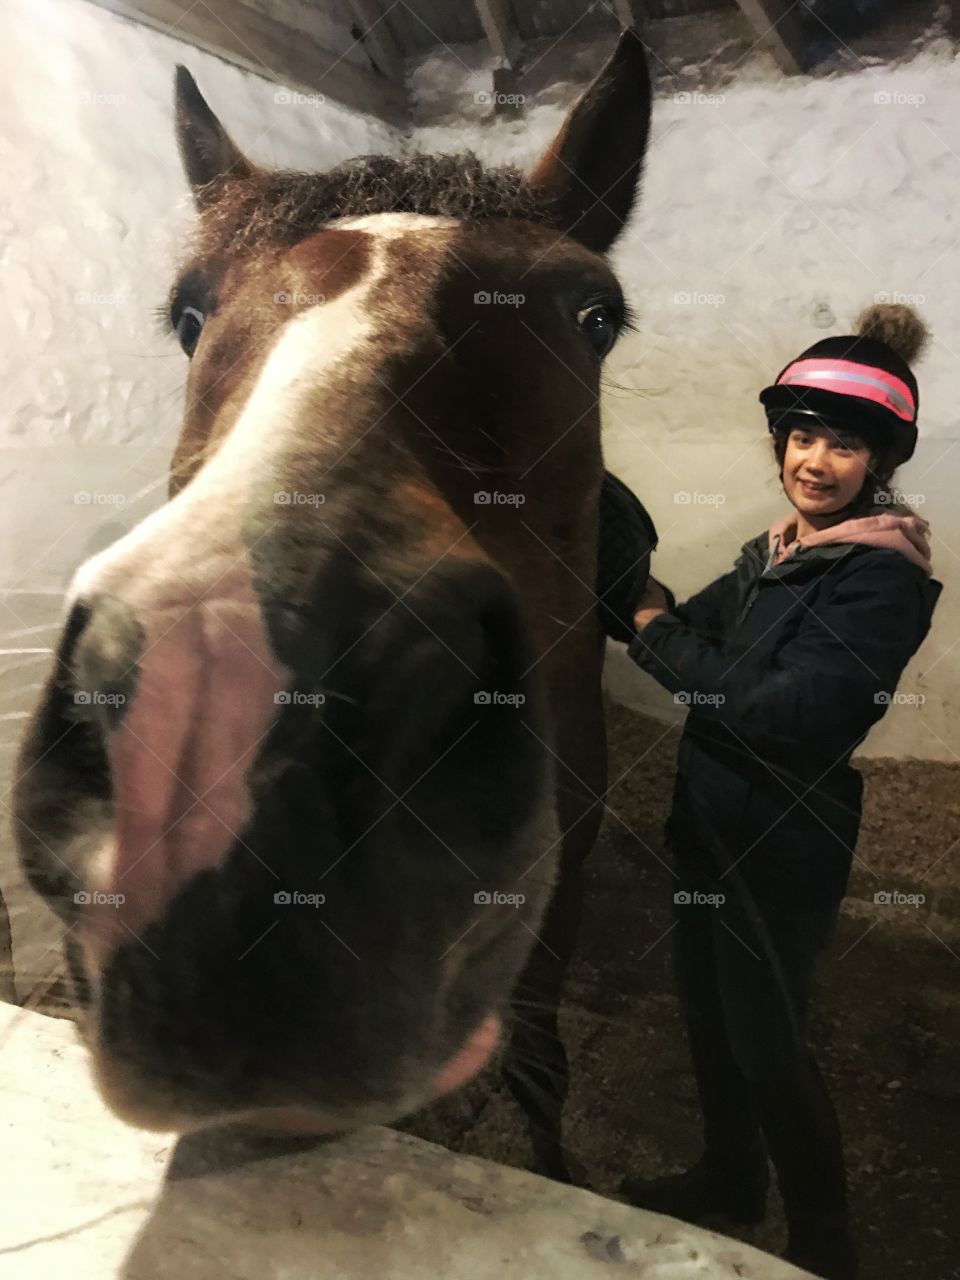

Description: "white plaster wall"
0 0 400 591
411 30 960 762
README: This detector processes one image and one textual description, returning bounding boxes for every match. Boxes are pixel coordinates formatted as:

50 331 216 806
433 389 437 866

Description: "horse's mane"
191 152 554 259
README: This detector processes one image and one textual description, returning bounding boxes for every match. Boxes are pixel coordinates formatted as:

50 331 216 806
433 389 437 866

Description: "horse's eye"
577 304 619 357
176 305 205 357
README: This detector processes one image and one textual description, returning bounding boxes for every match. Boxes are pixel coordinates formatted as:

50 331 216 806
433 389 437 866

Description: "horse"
12 31 652 1182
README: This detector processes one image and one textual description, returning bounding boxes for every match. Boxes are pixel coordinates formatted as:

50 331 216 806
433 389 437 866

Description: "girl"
618 303 942 1280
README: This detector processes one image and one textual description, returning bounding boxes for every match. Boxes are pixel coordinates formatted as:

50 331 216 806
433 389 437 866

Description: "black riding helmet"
759 302 929 464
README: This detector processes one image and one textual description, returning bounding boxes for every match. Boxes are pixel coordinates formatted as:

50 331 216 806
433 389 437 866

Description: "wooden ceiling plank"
732 0 808 72
612 0 655 28
85 0 409 125
473 0 522 69
347 0 406 85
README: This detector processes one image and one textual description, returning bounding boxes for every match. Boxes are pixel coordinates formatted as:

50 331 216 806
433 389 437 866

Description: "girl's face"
782 420 874 517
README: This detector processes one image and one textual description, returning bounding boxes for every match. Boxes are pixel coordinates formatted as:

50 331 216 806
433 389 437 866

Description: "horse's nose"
60 575 292 963
58 552 535 961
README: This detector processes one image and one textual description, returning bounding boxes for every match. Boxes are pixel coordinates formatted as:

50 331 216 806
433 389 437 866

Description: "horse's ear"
529 29 652 253
174 65 256 207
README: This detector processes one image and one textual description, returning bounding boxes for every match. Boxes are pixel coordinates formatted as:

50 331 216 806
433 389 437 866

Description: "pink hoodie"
767 511 933 575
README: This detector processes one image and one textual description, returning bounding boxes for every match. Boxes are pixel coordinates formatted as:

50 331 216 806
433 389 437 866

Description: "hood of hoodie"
766 511 933 576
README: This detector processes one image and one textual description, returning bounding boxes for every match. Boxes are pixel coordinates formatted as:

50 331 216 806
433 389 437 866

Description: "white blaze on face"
332 212 460 236
66 221 460 962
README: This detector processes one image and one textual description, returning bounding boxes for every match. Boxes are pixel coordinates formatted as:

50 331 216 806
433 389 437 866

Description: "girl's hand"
633 577 671 631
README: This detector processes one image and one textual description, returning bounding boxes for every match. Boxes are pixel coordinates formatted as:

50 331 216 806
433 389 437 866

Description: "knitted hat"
759 303 930 464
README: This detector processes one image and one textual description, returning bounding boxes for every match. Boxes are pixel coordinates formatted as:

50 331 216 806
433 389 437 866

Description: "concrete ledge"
0 1002 812 1279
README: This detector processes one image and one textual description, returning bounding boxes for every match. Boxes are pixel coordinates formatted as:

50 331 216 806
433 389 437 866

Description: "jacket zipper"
735 534 779 627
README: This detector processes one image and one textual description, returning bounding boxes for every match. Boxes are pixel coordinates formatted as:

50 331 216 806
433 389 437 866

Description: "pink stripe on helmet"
777 357 915 422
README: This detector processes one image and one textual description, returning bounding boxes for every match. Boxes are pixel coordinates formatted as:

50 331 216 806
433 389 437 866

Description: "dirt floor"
398 699 960 1280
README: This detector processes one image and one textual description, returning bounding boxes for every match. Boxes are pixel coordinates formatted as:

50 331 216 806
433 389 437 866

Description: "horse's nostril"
57 598 95 677
469 566 530 688
70 594 146 729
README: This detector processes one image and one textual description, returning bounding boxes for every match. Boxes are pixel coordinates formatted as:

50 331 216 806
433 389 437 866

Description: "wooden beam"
612 0 655 29
474 0 522 69
85 0 409 126
347 0 406 85
732 0 809 73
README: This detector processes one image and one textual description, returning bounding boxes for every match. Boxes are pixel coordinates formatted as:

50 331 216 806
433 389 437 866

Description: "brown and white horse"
13 32 651 1181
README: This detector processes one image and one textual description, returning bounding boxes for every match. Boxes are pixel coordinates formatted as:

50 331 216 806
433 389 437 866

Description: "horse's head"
13 33 651 1134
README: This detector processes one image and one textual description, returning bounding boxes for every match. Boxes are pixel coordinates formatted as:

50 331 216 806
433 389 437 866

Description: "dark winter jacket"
627 517 943 905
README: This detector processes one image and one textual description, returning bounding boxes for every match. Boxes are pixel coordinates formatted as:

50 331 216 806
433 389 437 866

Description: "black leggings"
671 855 849 1218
